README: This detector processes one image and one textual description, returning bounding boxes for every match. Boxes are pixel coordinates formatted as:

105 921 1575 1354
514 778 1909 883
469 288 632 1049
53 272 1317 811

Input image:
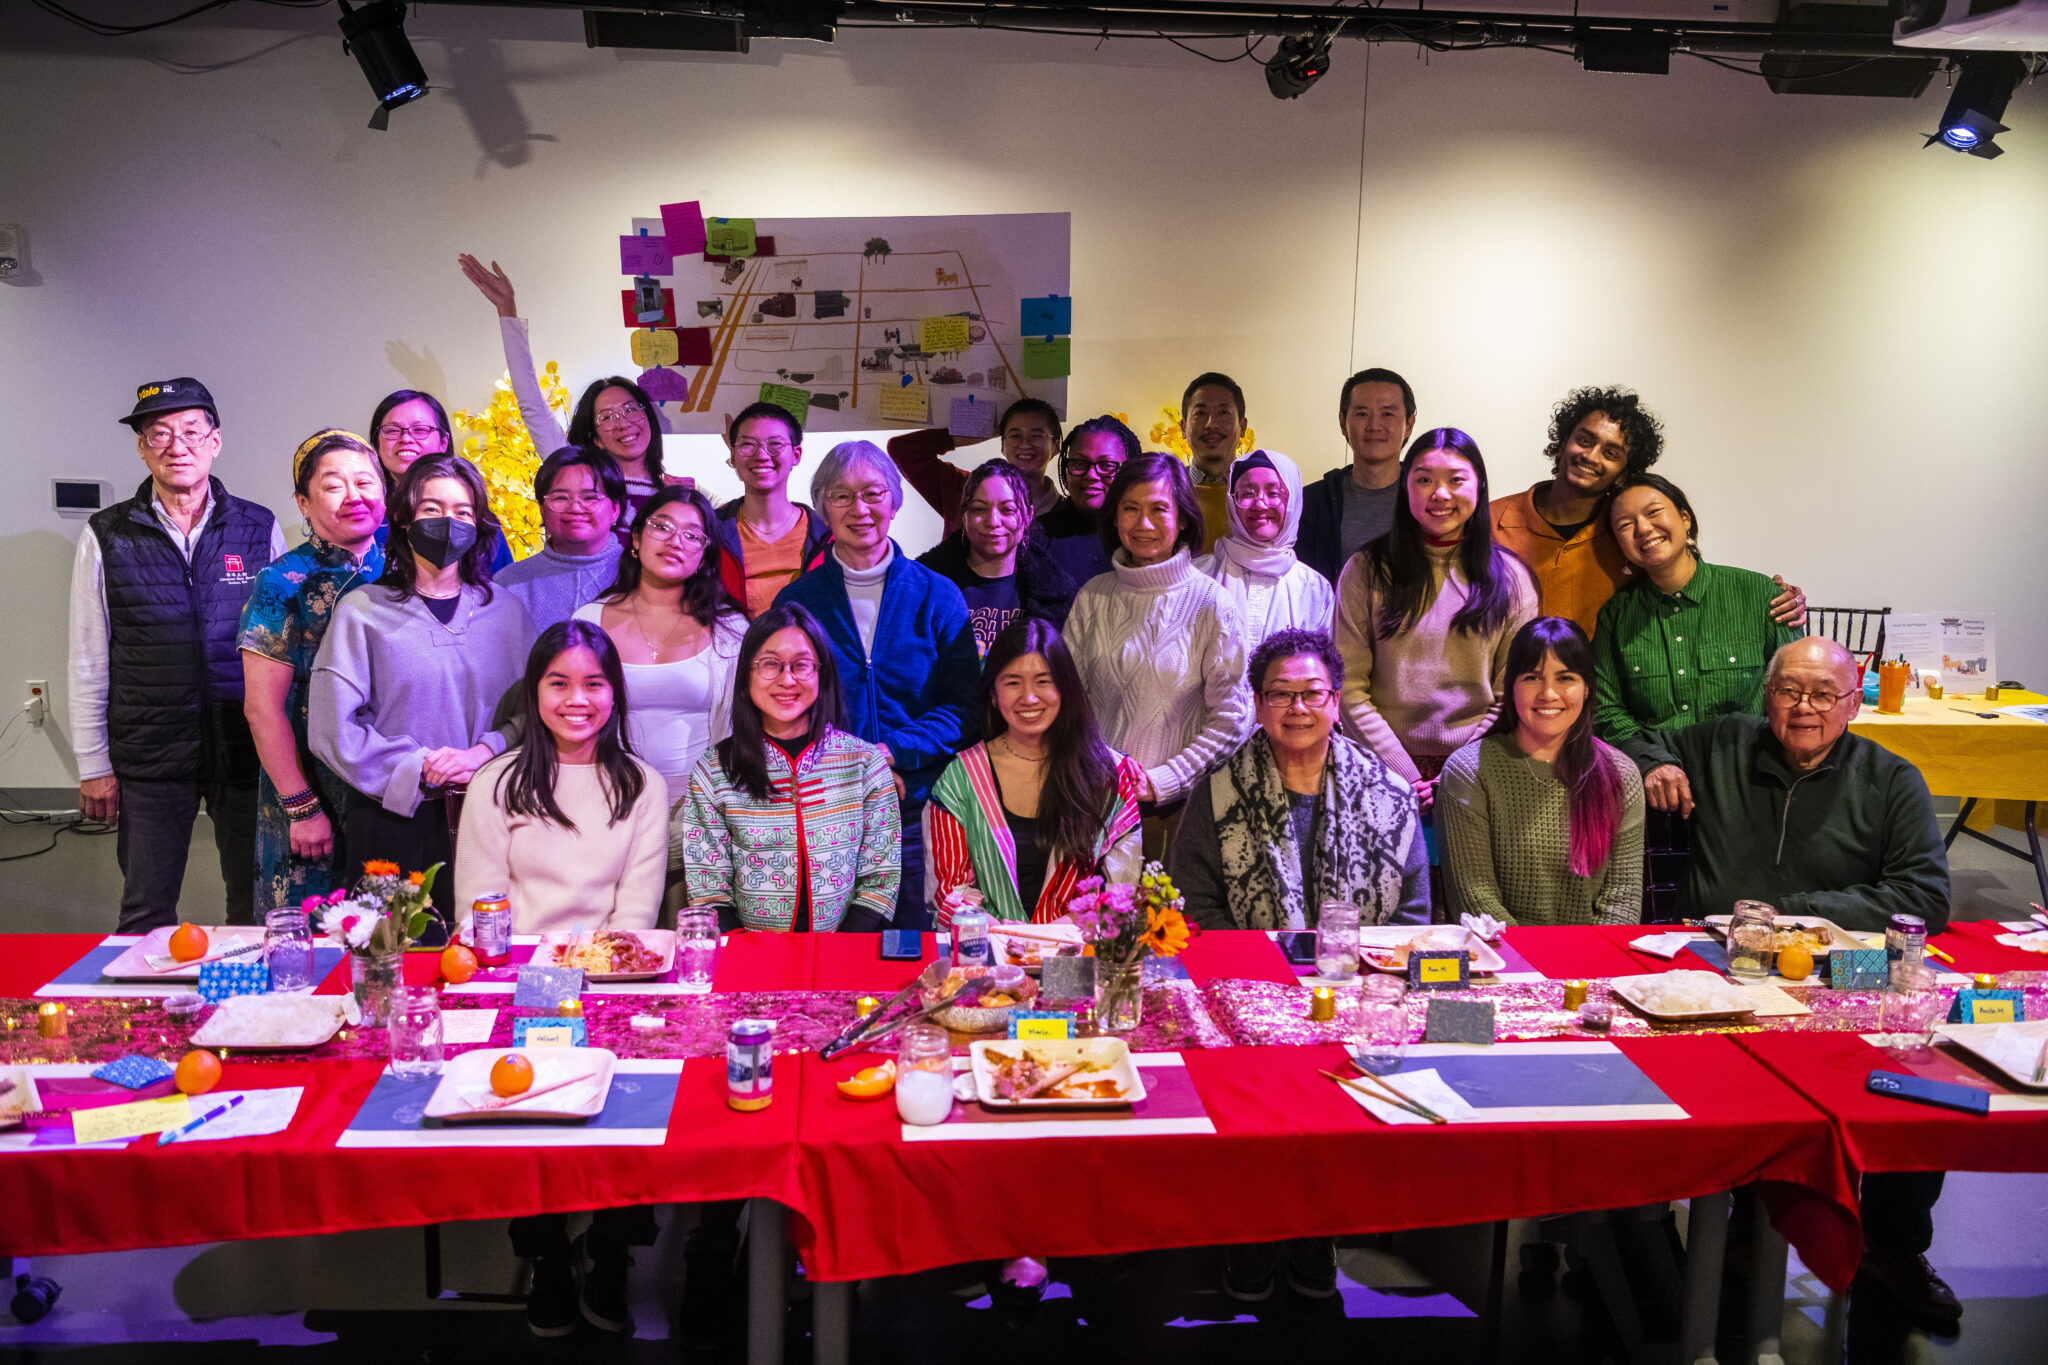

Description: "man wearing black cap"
68 380 287 931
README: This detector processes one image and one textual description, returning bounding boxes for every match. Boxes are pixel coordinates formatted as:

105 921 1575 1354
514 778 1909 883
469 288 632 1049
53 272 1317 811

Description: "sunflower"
1139 905 1194 958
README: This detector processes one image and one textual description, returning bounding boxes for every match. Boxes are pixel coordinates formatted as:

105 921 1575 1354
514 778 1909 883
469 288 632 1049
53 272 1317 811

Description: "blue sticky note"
1020 295 1072 336
92 1055 176 1089
1946 989 2024 1024
1830 949 1889 991
513 965 585 1010
513 1018 587 1047
197 957 272 1003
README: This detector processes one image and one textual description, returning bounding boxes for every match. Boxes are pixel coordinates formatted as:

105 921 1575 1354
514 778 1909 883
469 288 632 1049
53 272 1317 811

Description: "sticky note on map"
759 383 811 425
1022 337 1070 378
630 328 680 368
949 396 995 440
705 217 757 258
620 234 673 276
1020 295 1072 336
659 201 706 255
676 328 714 366
878 383 929 425
620 288 676 329
72 1094 192 1145
920 315 971 354
637 368 689 403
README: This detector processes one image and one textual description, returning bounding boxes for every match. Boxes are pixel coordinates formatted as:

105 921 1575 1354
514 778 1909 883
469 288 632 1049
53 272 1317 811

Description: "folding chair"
1804 606 1890 680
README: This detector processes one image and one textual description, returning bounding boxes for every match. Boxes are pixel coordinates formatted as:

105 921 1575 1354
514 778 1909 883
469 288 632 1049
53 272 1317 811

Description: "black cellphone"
880 929 923 961
1276 931 1317 965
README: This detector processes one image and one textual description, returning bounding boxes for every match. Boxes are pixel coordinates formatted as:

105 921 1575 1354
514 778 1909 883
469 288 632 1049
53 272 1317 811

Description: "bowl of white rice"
1609 971 1755 1021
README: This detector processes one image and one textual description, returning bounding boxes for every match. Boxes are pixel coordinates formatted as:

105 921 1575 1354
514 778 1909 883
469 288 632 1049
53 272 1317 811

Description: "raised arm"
886 429 969 531
458 253 568 454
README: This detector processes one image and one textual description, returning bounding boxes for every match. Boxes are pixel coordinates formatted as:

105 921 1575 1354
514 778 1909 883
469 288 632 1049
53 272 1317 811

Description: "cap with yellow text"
121 378 217 430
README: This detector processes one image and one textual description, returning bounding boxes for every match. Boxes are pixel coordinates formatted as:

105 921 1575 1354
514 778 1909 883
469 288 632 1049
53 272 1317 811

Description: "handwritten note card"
877 383 929 425
620 234 673 276
920 315 971 353
949 396 995 440
72 1094 192 1144
758 383 811 426
630 328 680 368
1022 336 1070 379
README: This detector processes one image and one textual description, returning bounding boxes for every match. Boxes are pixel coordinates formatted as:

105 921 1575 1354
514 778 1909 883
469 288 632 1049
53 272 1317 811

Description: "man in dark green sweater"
1638 635 1959 1334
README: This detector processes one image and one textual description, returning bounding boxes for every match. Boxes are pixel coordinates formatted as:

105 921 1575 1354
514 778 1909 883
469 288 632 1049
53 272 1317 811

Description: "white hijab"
1210 449 1304 581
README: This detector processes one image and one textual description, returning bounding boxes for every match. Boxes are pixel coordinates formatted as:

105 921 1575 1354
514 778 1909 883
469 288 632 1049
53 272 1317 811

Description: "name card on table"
1009 1011 1076 1040
1830 949 1890 991
1948 990 2024 1025
1040 956 1096 1003
1423 998 1496 1045
513 966 585 1010
1409 950 1470 992
197 957 273 1003
71 1094 192 1144
514 1019 585 1048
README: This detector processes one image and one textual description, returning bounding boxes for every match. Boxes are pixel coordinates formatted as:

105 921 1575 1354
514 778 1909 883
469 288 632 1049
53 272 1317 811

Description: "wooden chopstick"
1318 1068 1447 1125
1348 1065 1450 1124
2032 1030 2048 1086
471 1073 594 1113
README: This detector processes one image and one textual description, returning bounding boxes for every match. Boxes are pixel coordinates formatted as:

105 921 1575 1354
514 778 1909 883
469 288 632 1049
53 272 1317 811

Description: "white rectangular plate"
102 926 267 980
190 995 348 1050
1610 973 1757 1021
970 1037 1147 1108
425 1047 616 1122
1934 1021 2048 1093
535 930 676 983
1703 914 1864 953
988 923 1084 971
1358 925 1508 976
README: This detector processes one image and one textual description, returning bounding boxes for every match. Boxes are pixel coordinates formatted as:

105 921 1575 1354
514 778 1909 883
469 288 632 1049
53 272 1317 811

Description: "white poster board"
1887 612 1996 693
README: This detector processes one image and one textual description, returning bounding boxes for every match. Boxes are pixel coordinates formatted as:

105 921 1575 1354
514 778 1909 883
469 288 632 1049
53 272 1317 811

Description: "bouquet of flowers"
309 860 446 957
1066 862 1194 1031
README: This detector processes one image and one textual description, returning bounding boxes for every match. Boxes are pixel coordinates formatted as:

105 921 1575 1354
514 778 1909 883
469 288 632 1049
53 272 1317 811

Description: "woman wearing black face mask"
311 456 537 922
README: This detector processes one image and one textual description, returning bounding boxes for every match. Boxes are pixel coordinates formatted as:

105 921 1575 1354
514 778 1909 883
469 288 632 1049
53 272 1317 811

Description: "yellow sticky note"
877 383 930 425
71 1094 192 1144
1418 956 1463 984
920 315 970 353
521 1024 577 1048
1971 998 2016 1024
1013 1018 1070 1040
630 328 679 368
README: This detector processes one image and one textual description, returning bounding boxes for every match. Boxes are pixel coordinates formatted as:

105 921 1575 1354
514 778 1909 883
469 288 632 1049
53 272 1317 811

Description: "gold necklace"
997 734 1047 764
630 599 687 662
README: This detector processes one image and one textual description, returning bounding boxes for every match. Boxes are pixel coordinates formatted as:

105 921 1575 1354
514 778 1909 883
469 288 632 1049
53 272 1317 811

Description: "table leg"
1743 1212 1790 1365
1478 1220 1509 1362
2026 801 2047 907
813 1278 851 1365
1820 1288 1847 1364
746 1199 787 1365
1678 1191 1730 1365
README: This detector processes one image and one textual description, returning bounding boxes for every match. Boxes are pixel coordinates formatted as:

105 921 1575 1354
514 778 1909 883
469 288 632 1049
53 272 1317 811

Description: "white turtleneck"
837 541 894 657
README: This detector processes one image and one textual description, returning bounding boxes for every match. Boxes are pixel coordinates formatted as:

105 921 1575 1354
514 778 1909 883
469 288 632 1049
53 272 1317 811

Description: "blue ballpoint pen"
158 1093 245 1146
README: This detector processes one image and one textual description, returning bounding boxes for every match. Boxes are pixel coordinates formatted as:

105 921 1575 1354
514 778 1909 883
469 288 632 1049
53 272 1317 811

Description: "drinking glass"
675 907 718 993
387 985 445 1078
1727 900 1777 981
264 906 317 994
1315 901 1362 982
895 1022 954 1126
1877 963 1943 1052
1352 974 1410 1075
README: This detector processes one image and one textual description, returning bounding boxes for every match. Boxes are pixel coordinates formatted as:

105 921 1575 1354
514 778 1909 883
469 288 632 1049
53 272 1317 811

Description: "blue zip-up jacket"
771 544 981 808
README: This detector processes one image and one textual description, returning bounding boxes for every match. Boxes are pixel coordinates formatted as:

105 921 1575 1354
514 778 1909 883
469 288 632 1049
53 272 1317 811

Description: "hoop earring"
301 517 313 538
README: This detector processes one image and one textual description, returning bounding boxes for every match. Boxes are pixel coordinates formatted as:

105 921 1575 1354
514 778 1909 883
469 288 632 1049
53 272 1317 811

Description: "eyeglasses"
1002 430 1051 446
542 492 614 511
142 425 216 451
1061 457 1124 478
1261 687 1335 711
733 439 794 458
1232 488 1286 508
1765 684 1845 712
377 423 444 444
751 657 818 681
594 403 648 429
643 517 709 547
823 488 892 511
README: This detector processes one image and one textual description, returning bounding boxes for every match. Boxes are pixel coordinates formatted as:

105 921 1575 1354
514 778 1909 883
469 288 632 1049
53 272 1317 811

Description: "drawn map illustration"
619 212 1070 434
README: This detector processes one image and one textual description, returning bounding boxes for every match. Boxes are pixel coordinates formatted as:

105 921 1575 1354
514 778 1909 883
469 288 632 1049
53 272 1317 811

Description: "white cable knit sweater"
1064 547 1252 804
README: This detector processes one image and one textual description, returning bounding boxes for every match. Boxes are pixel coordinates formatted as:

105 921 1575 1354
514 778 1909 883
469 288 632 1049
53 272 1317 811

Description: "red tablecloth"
1932 918 2048 978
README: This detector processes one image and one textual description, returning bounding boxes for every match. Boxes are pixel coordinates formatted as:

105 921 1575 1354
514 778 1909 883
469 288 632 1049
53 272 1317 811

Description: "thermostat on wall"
54 479 108 518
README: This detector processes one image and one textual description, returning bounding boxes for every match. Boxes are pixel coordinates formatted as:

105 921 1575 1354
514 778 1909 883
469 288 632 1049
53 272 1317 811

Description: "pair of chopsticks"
2032 1030 2048 1087
144 937 266 974
1318 1068 1447 1125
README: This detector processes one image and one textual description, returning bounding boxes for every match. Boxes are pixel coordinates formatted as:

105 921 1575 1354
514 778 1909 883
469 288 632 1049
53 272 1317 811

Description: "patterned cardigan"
674 727 902 932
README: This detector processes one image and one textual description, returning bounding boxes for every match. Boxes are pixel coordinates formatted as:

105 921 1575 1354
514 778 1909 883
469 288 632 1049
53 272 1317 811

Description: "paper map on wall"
617 211 1070 432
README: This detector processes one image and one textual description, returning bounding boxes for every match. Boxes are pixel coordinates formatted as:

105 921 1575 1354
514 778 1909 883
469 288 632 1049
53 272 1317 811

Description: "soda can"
727 1020 774 1112
952 908 992 967
1885 913 1927 974
470 894 512 967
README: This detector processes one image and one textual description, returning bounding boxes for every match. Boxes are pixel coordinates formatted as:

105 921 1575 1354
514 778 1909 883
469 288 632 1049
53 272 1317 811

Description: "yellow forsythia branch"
450 360 572 561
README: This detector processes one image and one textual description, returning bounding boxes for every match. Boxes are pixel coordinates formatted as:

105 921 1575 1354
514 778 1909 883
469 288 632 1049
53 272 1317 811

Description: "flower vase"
1095 958 1146 1034
351 946 405 1028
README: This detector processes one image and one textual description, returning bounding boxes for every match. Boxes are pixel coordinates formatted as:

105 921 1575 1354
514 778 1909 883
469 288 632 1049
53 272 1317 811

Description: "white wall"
3 6 2044 796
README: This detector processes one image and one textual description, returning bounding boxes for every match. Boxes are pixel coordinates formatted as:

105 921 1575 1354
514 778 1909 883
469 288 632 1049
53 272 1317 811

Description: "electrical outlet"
25 679 47 727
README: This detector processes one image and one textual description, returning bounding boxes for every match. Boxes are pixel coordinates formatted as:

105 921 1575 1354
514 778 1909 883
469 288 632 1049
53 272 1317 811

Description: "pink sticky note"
638 368 690 403
620 234 673 276
660 201 706 256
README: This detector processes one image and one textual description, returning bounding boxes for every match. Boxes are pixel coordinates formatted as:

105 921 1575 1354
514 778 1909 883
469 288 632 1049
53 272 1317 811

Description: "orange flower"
363 860 400 879
407 871 426 886
1139 906 1194 958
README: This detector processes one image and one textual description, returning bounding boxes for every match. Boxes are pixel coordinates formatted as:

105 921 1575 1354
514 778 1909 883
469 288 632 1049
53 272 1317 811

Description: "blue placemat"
1418 1052 1674 1110
344 1069 681 1133
50 942 344 988
1686 940 1733 974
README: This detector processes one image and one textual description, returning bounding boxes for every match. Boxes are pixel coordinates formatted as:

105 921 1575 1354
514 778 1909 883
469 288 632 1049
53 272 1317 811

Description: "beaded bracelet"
278 787 324 822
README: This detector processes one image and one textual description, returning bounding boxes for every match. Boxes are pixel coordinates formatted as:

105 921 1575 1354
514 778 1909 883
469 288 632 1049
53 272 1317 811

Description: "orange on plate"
1777 945 1815 982
835 1060 897 1100
174 1049 222 1095
168 923 208 963
490 1052 535 1098
439 944 479 985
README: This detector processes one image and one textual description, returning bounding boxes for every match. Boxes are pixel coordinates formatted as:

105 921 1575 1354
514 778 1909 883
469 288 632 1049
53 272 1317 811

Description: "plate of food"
1702 914 1863 955
539 929 675 982
191 994 353 1050
1933 1021 2048 1093
926 965 1038 1033
424 1047 617 1122
102 925 269 980
970 1037 1146 1108
988 923 1085 972
1358 925 1507 976
1610 971 1757 1022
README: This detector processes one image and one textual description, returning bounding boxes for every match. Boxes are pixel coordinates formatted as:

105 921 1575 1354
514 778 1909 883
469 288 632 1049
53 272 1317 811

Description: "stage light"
1927 53 2025 159
1265 31 1332 100
338 0 429 131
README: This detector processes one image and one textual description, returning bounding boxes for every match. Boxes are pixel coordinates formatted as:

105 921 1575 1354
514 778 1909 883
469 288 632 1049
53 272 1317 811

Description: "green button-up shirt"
1592 558 1797 770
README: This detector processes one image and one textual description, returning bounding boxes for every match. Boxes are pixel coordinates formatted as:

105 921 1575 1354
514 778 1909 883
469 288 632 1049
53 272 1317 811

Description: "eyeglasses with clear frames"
595 403 648 429
1765 684 1845 712
142 425 217 452
1233 488 1286 508
643 517 709 547
1261 687 1335 710
543 492 615 511
377 423 444 444
734 439 794 458
751 657 818 681
823 488 892 511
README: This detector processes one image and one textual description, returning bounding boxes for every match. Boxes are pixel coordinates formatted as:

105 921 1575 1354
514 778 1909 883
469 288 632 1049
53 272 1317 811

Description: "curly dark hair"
1248 627 1345 696
1543 386 1664 483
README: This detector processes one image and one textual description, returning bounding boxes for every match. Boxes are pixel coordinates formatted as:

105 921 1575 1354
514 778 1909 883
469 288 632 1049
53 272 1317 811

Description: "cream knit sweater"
1064 547 1251 804
1334 541 1539 783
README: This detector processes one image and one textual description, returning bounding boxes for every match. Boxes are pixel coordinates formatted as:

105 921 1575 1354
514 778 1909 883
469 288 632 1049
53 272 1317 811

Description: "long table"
5 922 2045 1363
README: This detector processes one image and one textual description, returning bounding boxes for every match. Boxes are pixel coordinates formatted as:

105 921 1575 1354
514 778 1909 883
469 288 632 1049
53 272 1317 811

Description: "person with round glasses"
366 387 515 572
494 447 627 628
713 401 830 618
1037 414 1139 586
1195 449 1334 646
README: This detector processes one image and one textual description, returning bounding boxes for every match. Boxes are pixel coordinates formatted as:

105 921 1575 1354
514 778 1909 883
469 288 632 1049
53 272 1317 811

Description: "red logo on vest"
224 554 245 574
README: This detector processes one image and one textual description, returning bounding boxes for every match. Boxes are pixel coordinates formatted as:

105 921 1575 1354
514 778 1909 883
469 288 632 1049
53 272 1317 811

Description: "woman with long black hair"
675 602 900 931
365 388 513 570
1438 616 1644 925
925 617 1145 927
1333 428 1538 812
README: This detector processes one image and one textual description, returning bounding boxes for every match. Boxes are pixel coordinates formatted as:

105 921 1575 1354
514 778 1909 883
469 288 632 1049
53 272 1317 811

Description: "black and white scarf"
1211 731 1418 930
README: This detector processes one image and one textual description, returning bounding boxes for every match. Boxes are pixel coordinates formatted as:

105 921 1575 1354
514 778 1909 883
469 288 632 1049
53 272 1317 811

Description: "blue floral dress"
237 536 385 913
